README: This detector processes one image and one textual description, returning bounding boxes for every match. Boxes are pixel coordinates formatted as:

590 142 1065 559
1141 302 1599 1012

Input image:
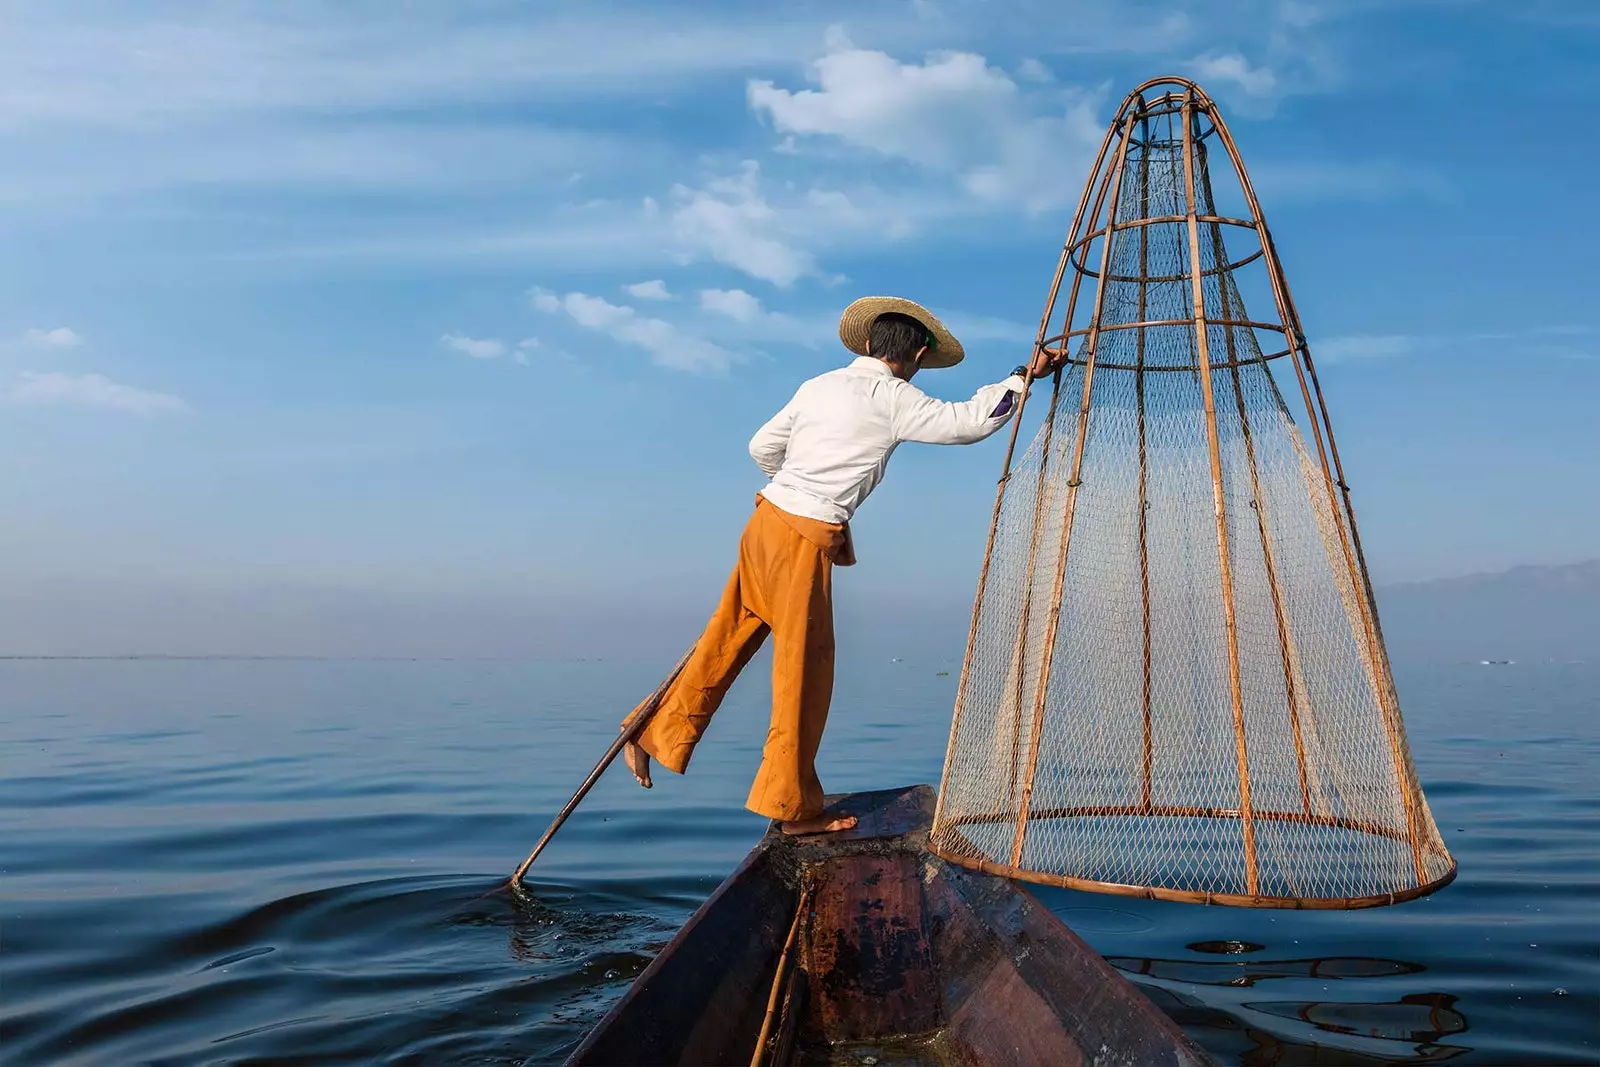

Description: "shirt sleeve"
891 374 1028 445
748 395 799 477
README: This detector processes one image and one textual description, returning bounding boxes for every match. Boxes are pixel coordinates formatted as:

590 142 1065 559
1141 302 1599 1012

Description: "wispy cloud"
0 5 838 130
10 371 187 415
699 288 766 323
624 280 673 301
440 333 508 360
531 287 737 374
22 326 82 348
0 6 896 208
1314 326 1596 364
941 313 1038 345
664 160 971 287
1250 160 1457 204
669 163 819 287
1314 334 1424 363
1190 53 1278 99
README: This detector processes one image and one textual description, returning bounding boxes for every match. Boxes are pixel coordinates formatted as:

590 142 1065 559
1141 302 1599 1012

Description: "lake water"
2 657 1596 1065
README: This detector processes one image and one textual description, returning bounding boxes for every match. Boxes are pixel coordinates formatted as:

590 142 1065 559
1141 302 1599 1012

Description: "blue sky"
0 0 1595 655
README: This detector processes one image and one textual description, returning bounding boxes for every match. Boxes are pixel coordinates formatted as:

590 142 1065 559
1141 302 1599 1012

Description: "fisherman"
623 297 1057 835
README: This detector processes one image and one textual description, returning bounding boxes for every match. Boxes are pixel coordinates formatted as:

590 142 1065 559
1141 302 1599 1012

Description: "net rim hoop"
926 841 1458 910
1037 346 1295 374
1073 246 1266 285
1067 218 1264 283
928 807 1456 909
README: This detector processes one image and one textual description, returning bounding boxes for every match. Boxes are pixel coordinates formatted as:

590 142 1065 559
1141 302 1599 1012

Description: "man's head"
867 312 937 381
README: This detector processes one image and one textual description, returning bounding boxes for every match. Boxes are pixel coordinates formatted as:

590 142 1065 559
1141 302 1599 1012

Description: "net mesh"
930 86 1454 907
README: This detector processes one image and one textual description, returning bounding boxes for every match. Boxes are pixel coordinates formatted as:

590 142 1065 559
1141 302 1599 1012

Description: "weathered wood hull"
566 785 1215 1067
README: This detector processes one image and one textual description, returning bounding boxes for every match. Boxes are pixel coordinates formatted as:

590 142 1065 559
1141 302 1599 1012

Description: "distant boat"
566 785 1213 1066
1478 660 1515 666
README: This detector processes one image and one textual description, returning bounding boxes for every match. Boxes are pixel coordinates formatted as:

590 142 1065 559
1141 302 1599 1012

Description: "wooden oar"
507 647 694 891
750 879 814 1067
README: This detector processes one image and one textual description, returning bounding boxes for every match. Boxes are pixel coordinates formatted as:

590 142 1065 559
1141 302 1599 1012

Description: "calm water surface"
2 657 1596 1065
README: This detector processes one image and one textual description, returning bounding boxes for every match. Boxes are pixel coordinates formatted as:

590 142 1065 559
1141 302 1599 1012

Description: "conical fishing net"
929 80 1454 908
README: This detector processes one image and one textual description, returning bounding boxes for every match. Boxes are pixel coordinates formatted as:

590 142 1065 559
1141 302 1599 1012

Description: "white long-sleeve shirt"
749 356 1028 525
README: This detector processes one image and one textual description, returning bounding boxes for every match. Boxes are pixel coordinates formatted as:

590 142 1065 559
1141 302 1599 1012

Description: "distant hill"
1375 559 1599 664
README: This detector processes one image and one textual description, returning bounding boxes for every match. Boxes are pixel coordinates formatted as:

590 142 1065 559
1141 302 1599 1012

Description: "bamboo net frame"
928 78 1455 909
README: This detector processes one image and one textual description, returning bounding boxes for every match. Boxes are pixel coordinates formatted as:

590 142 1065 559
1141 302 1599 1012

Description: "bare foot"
621 737 652 788
780 813 857 836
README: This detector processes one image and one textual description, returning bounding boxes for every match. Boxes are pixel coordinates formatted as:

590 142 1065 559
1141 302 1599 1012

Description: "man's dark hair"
869 312 933 364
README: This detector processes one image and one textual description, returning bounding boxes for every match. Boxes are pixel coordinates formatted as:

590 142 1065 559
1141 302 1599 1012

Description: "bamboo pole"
996 122 1129 812
1134 109 1155 811
750 881 813 1067
508 647 693 889
1179 93 1258 895
1198 160 1315 818
1010 102 1139 869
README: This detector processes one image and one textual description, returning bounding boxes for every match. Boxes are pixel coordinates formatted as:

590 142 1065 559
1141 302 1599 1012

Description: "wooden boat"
566 785 1215 1066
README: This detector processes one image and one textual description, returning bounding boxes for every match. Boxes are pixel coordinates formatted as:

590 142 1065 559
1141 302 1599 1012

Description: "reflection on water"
1111 949 1470 1064
1188 939 1266 955
1143 983 1473 1066
1245 992 1468 1042
1110 952 1425 988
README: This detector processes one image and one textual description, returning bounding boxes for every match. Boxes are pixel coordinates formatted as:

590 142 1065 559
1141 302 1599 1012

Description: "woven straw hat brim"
838 296 964 369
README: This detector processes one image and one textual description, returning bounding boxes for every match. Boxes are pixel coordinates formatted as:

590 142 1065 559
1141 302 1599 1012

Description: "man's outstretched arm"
890 372 1029 445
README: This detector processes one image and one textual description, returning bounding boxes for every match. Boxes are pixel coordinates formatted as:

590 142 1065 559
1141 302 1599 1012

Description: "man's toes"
621 742 652 789
780 812 858 835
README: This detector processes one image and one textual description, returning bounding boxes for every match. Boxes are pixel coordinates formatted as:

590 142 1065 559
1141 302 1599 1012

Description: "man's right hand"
1027 345 1065 380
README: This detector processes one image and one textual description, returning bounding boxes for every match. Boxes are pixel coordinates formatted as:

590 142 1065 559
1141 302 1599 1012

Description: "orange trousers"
631 496 853 821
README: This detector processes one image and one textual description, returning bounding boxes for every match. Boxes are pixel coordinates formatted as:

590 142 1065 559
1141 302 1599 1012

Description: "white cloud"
1250 160 1456 203
941 313 1037 345
670 162 817 286
517 337 541 349
533 289 736 373
1190 53 1278 98
10 371 186 415
665 162 944 286
23 326 82 348
1313 328 1597 365
0 6 838 131
1016 58 1054 84
1313 334 1423 363
747 37 1102 211
700 288 766 323
0 7 922 208
625 280 673 301
440 333 507 360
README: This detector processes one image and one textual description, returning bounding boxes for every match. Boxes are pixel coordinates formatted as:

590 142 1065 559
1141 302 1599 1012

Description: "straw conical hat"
839 296 965 369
